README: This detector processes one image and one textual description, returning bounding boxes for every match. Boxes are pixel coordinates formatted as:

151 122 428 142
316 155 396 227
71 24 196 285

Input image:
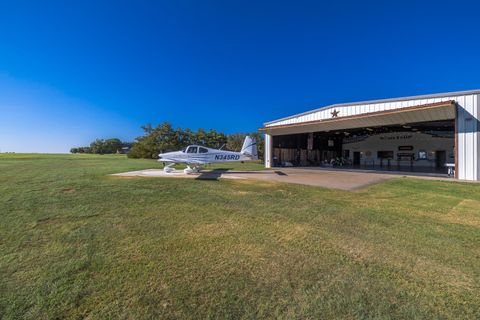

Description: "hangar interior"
271 119 454 174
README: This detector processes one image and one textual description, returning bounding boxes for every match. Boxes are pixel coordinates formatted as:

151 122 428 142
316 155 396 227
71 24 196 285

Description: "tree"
249 132 264 160
103 138 123 154
226 133 245 152
194 128 207 146
71 138 125 154
226 132 264 159
128 122 179 159
77 146 91 153
177 128 194 147
127 122 264 160
205 129 227 149
89 139 105 154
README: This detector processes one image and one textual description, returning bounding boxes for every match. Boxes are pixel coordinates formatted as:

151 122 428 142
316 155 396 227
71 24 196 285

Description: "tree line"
70 138 132 154
71 122 263 159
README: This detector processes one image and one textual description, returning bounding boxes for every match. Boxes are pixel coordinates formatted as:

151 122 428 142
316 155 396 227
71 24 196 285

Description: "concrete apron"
111 167 466 190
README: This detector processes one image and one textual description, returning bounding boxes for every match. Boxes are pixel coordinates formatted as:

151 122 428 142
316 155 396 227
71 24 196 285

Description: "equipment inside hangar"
271 120 454 174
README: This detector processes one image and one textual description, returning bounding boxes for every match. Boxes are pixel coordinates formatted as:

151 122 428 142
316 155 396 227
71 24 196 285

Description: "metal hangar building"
260 90 480 181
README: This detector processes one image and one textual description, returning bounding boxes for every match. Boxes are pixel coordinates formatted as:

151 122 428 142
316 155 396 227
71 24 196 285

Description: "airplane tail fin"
240 136 258 160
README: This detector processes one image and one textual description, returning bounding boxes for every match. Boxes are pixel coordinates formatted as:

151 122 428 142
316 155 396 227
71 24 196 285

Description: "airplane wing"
160 158 208 165
187 159 209 165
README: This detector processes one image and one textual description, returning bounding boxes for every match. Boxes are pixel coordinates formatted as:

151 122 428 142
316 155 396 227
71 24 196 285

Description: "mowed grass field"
1 154 480 319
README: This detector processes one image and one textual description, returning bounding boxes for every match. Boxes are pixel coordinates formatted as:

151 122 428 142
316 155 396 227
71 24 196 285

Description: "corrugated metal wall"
456 94 479 180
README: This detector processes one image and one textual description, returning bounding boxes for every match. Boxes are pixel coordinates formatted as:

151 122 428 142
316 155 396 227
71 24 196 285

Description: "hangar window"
199 147 208 153
418 150 427 160
187 146 198 153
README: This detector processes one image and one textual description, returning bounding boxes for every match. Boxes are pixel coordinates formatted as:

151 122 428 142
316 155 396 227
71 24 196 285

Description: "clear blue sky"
1 0 480 152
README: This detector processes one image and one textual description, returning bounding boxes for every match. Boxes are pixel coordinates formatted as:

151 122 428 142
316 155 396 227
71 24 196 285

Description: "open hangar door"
271 119 455 174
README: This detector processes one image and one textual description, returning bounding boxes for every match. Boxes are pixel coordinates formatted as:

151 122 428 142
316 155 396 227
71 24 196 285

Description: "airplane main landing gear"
162 163 201 174
184 165 200 174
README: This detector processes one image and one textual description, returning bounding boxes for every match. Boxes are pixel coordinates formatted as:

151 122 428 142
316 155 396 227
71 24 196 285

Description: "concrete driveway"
112 167 400 190
220 168 396 190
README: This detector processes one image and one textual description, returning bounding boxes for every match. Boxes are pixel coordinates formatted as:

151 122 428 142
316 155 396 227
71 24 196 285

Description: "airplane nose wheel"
163 163 175 173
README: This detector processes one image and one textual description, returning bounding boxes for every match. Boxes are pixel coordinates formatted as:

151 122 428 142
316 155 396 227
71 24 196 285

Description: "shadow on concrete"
195 168 229 181
274 170 288 176
288 166 450 178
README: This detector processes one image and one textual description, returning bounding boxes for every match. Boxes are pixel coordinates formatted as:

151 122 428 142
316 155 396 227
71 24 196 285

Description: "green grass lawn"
1 154 480 319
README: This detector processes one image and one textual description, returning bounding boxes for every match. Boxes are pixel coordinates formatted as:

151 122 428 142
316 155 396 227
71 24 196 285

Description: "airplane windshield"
182 148 186 153
187 146 198 153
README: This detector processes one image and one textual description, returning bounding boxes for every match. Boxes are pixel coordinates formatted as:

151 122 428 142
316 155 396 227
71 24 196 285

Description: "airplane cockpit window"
186 146 198 153
199 147 208 153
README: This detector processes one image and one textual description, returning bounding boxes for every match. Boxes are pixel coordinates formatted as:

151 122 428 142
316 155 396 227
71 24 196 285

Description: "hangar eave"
260 101 456 135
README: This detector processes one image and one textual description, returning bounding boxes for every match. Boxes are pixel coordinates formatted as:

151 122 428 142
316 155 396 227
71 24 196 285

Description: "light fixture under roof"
366 128 374 131
402 125 411 129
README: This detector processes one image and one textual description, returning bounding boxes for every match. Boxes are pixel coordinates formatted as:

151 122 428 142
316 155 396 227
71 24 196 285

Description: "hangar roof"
260 101 456 135
264 89 480 127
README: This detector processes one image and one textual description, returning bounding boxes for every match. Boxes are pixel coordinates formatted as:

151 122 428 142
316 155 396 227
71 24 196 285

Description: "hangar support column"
264 133 272 168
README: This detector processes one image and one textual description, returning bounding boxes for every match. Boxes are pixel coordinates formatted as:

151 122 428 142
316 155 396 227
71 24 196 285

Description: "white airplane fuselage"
159 148 253 165
158 136 258 174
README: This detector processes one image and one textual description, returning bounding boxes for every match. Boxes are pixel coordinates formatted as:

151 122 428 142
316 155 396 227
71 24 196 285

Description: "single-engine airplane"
158 136 258 174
